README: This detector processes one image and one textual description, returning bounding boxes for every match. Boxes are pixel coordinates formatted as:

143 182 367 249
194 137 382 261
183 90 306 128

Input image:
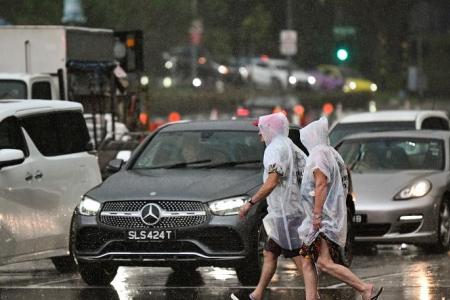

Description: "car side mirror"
116 150 131 162
0 149 25 170
106 159 124 173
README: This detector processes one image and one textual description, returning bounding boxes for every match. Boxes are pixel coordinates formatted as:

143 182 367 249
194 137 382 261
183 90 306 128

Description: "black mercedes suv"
71 120 354 285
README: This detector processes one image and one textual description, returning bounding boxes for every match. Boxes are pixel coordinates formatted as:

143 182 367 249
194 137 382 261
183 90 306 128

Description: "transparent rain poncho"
258 112 307 250
297 117 349 248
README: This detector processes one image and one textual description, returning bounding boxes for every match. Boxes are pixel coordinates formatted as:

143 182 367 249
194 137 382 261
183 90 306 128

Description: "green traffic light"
336 48 349 61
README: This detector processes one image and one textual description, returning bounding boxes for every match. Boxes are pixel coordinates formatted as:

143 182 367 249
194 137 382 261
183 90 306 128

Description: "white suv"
329 110 450 146
0 100 102 272
247 57 315 90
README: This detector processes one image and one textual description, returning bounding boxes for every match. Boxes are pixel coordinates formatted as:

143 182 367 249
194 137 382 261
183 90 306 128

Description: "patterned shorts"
265 238 301 258
299 234 340 263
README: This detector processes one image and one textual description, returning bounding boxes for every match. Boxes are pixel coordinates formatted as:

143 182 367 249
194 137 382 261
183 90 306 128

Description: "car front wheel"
78 262 118 286
435 200 450 252
235 222 266 285
171 263 198 273
51 255 77 273
338 207 354 267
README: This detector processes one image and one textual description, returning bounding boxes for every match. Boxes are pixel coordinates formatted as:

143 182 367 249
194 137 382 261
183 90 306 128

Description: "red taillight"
237 107 250 117
260 55 269 62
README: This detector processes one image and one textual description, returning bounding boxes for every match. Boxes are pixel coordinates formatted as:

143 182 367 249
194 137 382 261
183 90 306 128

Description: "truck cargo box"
0 26 114 74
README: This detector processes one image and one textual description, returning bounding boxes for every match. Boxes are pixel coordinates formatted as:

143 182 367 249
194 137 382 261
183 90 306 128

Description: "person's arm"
239 172 280 219
313 169 328 230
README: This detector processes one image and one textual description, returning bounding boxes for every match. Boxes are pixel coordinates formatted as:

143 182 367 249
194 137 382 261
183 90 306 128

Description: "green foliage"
0 0 62 24
1 0 447 94
241 4 272 55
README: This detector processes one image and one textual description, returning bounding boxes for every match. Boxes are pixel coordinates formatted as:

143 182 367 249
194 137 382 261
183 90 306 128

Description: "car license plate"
352 214 367 223
127 230 175 240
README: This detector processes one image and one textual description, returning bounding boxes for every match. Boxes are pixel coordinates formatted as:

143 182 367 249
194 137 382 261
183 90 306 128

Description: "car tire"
171 263 198 273
235 222 266 285
52 215 78 273
337 207 354 267
51 255 77 273
420 199 450 253
432 199 450 252
78 262 118 286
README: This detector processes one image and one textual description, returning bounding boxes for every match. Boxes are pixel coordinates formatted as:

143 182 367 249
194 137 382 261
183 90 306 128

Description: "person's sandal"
230 290 257 300
370 286 383 300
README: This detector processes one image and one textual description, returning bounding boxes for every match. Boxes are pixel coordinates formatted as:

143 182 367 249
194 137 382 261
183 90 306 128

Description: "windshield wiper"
150 159 212 169
204 159 261 168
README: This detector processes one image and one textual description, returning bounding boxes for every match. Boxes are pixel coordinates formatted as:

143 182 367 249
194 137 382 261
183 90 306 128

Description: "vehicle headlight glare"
79 196 101 216
218 65 229 75
395 180 431 200
288 75 297 85
192 77 202 87
307 76 316 85
163 77 172 88
239 67 249 79
370 83 378 92
208 196 248 216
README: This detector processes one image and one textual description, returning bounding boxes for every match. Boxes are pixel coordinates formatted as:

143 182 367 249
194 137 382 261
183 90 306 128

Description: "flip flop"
370 287 383 300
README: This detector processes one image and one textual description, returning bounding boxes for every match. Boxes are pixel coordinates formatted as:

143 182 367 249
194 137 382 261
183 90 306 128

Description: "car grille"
99 200 208 229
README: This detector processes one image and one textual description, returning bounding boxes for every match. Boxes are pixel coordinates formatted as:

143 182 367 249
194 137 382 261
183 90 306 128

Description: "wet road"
0 245 449 300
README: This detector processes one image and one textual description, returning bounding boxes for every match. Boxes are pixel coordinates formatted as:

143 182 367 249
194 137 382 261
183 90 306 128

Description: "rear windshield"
330 121 415 146
0 80 27 99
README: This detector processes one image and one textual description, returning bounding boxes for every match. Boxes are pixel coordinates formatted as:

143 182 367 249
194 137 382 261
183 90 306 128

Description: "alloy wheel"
439 201 450 247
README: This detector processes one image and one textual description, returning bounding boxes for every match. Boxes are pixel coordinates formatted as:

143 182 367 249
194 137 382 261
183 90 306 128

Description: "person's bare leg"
292 256 318 300
251 250 278 300
316 238 373 300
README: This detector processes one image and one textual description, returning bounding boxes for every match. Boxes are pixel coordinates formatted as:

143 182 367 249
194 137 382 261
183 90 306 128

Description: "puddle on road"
0 287 449 300
1 246 450 299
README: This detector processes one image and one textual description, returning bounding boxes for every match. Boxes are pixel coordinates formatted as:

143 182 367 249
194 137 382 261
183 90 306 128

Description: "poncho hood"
258 112 289 146
300 116 330 151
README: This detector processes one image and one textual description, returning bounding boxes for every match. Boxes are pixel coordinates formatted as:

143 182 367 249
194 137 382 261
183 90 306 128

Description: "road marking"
325 271 409 288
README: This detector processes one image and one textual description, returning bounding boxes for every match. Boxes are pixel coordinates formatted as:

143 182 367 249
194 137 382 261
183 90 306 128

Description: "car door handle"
25 172 33 182
34 170 43 180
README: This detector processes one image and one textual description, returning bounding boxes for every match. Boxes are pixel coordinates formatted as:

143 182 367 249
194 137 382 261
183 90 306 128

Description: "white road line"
25 276 81 287
325 271 408 288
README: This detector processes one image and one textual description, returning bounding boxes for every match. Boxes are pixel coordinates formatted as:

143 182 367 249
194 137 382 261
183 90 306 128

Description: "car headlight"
394 180 431 200
288 75 297 85
307 75 316 85
208 196 248 216
79 196 101 216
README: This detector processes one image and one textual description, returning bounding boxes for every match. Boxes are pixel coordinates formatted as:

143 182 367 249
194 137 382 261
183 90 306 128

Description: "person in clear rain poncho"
231 112 307 300
297 117 383 300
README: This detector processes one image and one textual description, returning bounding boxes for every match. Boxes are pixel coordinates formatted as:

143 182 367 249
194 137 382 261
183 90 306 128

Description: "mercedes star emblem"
140 203 162 225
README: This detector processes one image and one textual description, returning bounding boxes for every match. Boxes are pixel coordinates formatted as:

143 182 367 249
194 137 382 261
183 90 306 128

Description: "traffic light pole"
286 0 293 93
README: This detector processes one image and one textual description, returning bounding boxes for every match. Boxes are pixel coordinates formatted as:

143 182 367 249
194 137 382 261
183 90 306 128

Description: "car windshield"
338 137 445 172
330 121 415 146
0 80 27 99
132 130 264 169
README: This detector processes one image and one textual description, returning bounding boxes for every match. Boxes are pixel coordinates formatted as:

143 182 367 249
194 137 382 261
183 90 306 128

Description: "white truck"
0 26 125 146
0 25 115 101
